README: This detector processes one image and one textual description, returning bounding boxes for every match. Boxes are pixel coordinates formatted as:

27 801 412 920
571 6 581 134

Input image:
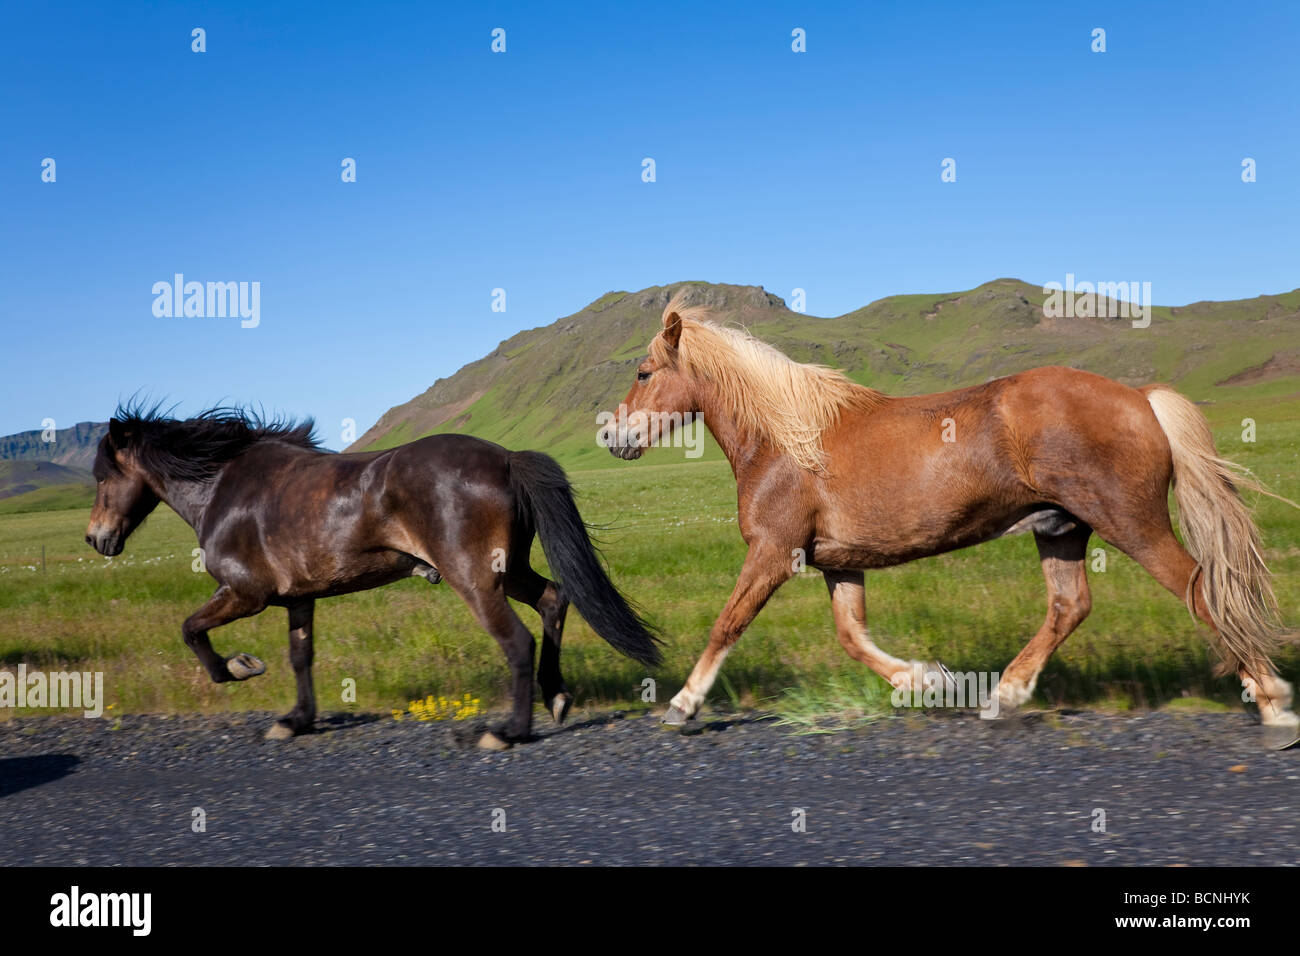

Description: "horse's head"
599 294 700 460
85 419 160 556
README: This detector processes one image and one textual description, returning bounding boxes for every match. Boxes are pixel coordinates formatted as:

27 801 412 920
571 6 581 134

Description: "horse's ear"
108 418 129 447
662 311 683 350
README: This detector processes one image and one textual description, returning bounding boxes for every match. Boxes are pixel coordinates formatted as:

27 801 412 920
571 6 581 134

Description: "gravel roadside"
1 708 1296 866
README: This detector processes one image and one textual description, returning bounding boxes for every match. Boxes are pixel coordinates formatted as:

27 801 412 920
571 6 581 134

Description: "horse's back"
368 431 521 542
990 366 1170 471
813 365 1172 561
887 365 1168 464
380 432 514 492
988 367 1173 528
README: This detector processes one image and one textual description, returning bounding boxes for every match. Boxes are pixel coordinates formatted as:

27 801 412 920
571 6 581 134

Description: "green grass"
0 460 94 515
1 395 1298 723
0 483 95 515
770 675 893 734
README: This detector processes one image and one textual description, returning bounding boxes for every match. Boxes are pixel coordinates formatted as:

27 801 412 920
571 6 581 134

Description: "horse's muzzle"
598 422 645 460
85 532 123 556
607 443 644 461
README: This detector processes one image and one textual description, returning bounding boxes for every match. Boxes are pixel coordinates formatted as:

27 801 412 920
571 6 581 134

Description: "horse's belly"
811 507 1031 569
276 550 418 600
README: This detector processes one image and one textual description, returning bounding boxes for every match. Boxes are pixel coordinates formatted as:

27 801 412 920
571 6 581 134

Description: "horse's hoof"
1263 723 1300 751
478 731 512 751
931 660 959 694
549 694 572 725
661 705 690 726
265 721 296 741
226 653 266 680
994 677 1033 712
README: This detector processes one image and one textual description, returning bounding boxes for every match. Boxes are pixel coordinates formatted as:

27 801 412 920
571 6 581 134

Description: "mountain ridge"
4 279 1296 485
350 278 1300 469
0 421 107 471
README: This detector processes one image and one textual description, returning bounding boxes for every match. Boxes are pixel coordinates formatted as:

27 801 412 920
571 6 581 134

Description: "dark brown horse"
86 404 660 747
601 290 1299 748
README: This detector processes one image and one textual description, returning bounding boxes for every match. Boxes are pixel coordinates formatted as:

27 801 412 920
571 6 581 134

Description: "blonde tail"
1144 386 1294 682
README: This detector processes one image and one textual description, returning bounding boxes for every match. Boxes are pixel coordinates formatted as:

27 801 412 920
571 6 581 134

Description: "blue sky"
3 0 1296 446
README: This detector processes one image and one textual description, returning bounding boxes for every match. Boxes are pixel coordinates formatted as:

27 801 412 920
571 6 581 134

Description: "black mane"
107 399 324 483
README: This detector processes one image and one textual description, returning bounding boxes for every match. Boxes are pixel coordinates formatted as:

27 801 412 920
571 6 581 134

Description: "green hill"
0 461 94 514
0 421 104 513
352 279 1300 469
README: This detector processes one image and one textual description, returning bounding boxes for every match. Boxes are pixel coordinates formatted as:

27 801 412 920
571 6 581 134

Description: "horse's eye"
637 371 651 382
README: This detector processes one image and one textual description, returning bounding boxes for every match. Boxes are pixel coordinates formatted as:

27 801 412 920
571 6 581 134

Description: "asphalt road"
2 708 1297 866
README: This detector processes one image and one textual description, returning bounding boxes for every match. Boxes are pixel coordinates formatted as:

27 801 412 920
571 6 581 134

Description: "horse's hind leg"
1112 525 1297 742
996 526 1092 713
447 572 538 746
266 599 316 740
507 568 571 724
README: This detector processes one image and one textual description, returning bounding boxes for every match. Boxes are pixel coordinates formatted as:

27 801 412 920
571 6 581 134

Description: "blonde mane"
649 290 885 471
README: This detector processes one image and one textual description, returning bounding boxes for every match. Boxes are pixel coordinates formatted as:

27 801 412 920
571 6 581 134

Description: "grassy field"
1 392 1297 723
0 483 94 516
0 460 94 516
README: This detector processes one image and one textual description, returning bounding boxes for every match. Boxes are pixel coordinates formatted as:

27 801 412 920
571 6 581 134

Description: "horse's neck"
695 384 765 478
151 474 215 532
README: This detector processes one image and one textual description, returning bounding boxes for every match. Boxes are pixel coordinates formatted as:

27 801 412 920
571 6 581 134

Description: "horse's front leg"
266 599 316 740
663 541 794 725
182 584 267 682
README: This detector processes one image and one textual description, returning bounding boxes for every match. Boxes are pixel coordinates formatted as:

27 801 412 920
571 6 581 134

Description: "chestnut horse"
601 290 1299 748
86 405 660 747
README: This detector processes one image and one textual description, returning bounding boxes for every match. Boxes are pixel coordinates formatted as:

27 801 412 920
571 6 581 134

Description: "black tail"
507 451 662 667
